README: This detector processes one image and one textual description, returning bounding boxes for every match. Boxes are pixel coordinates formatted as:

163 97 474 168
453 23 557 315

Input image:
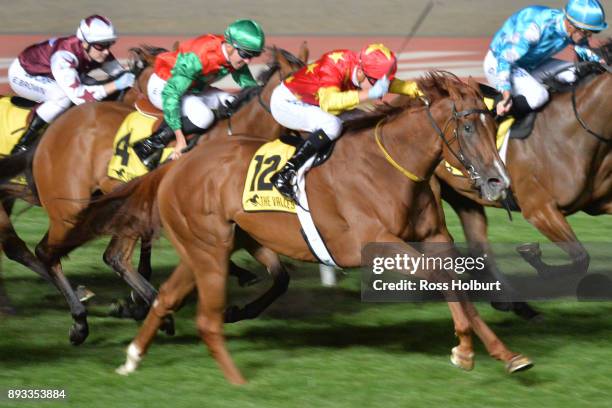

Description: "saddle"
134 94 164 120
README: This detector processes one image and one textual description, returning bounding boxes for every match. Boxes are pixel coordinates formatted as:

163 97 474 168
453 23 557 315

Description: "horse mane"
222 48 306 114
594 37 612 65
342 70 481 131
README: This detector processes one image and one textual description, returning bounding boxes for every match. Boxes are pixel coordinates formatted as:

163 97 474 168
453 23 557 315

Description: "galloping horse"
0 46 308 343
58 72 532 383
434 39 612 283
0 47 155 316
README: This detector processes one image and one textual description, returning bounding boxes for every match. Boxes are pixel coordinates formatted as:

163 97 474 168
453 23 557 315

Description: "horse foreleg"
117 261 195 376
440 180 539 320
519 202 589 278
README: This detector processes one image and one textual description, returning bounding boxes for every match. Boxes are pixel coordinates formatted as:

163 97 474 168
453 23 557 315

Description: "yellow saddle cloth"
107 111 174 182
0 96 32 185
443 97 515 177
242 139 297 213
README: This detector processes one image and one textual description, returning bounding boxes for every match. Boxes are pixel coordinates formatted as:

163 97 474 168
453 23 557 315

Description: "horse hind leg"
225 244 290 323
103 235 174 334
117 261 195 376
518 203 589 278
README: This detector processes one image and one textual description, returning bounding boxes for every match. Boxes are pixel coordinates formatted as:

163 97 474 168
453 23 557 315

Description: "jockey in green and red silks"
133 19 265 170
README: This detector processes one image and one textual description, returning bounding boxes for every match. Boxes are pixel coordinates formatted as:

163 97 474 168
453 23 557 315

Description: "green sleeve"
230 65 258 88
162 52 203 130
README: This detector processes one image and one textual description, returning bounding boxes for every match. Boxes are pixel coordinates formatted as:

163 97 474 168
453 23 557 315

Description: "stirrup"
272 170 297 201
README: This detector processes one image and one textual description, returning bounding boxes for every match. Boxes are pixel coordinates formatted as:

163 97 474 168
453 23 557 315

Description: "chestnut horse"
58 72 533 383
0 46 308 343
434 40 612 287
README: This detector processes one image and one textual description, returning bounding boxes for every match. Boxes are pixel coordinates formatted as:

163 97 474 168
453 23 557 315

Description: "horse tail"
52 163 174 260
0 149 35 185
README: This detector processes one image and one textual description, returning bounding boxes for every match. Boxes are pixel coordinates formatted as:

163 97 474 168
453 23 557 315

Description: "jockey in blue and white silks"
484 0 607 116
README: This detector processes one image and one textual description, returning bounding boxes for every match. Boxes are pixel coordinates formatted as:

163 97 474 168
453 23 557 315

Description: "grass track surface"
1 203 611 407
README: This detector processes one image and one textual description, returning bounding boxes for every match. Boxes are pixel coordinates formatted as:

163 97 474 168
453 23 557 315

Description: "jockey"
7 15 134 154
132 19 265 170
484 0 607 117
270 43 423 201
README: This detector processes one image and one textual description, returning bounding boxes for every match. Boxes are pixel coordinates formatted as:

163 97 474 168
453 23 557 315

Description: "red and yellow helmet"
359 43 397 83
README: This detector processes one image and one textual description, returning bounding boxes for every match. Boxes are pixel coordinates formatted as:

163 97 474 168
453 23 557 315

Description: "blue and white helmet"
76 15 117 44
565 0 608 32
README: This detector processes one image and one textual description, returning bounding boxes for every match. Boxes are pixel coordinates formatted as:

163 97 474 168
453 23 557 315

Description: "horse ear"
467 76 480 94
298 41 309 64
172 41 179 52
274 46 293 76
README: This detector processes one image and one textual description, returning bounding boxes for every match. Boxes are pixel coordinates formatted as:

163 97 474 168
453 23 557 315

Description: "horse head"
421 71 510 201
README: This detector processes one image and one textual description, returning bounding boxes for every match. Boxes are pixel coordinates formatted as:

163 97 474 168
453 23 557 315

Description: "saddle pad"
443 97 515 177
242 139 297 213
0 97 30 185
0 96 30 155
107 110 173 182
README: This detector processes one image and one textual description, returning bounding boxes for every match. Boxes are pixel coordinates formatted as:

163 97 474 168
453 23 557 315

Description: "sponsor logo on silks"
107 111 173 183
242 139 297 213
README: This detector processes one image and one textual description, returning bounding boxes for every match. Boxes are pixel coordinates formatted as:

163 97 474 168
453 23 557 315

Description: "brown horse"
0 45 308 343
434 40 612 288
0 48 155 316
59 72 533 384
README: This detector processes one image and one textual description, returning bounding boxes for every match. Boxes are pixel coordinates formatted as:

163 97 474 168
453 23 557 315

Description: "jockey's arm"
317 86 361 115
389 79 424 98
50 50 116 105
231 64 258 88
161 53 202 132
574 42 605 64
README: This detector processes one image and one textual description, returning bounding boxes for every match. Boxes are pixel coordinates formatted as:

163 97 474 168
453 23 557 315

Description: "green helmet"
224 19 265 54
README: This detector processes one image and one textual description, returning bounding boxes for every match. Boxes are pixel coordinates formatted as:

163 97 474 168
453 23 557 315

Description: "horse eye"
463 123 475 133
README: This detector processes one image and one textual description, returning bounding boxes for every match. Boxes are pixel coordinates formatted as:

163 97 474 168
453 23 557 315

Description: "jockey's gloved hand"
114 72 136 90
368 75 390 99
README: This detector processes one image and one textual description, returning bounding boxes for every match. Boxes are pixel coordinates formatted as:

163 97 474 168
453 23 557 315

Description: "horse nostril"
487 177 503 189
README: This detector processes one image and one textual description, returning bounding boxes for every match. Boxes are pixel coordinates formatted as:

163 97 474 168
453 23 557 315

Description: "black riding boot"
271 129 332 201
11 113 47 154
132 123 175 170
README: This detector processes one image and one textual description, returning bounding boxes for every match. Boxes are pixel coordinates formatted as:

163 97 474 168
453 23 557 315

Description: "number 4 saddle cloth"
107 111 174 183
242 138 298 214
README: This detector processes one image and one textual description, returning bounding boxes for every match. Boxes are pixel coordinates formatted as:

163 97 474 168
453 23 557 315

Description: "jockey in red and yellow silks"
132 19 265 170
270 43 423 201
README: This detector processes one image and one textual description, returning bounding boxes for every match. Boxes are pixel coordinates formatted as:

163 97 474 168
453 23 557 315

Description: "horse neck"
226 78 283 140
361 102 444 185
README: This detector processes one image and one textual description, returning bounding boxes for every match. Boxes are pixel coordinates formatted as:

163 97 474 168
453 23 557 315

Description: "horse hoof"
108 299 127 318
69 321 89 346
516 243 541 260
224 305 242 323
76 285 96 303
506 354 534 373
115 364 133 376
160 315 175 336
450 346 474 371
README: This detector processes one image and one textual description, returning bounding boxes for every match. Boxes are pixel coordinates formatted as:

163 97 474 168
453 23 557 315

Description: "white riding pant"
483 50 577 110
147 72 234 130
270 83 343 140
8 59 72 122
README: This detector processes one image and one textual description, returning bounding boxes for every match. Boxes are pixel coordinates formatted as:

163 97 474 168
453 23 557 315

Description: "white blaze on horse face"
480 113 487 126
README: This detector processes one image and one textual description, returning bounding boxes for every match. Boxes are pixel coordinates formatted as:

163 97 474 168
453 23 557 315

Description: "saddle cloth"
242 138 339 267
0 96 32 185
107 110 173 182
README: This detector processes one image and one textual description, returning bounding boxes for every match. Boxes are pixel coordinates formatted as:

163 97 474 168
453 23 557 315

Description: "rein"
374 99 489 183
570 79 611 144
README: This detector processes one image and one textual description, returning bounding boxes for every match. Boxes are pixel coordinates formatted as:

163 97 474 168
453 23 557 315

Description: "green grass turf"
0 202 611 408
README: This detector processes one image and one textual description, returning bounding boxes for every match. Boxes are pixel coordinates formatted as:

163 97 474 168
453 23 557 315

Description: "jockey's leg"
269 83 342 201
133 93 214 169
509 67 549 116
7 58 70 153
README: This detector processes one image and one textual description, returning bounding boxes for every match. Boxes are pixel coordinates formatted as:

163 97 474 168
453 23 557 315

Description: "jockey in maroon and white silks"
7 15 134 153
